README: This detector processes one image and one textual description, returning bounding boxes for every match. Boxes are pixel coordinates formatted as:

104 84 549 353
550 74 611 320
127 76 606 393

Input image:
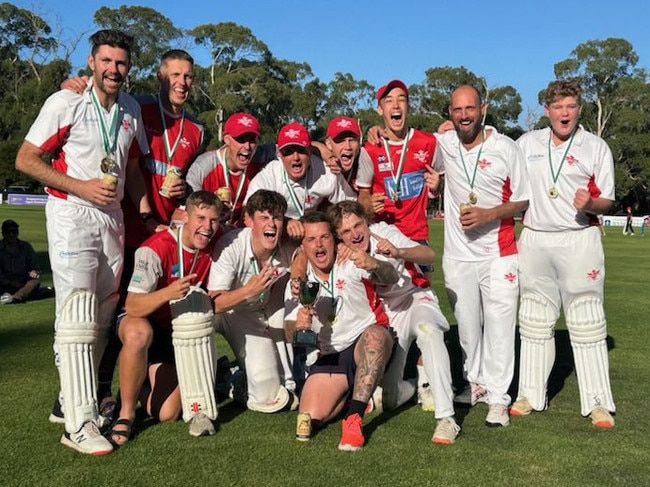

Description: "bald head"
449 85 485 144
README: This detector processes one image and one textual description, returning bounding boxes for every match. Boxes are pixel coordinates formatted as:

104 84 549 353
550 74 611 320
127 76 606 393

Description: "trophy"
293 280 320 348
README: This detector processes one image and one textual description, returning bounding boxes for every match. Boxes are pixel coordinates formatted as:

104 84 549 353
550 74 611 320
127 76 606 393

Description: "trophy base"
293 329 318 348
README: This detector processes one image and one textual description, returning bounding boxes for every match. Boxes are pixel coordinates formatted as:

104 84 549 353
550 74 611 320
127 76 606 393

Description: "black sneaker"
49 397 65 424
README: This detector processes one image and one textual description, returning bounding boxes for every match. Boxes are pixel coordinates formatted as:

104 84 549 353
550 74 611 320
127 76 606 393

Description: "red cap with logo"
277 122 311 150
377 79 408 103
326 116 361 140
223 113 261 138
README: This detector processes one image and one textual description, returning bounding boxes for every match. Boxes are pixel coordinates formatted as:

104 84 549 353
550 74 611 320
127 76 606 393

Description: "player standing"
15 30 151 455
512 79 616 428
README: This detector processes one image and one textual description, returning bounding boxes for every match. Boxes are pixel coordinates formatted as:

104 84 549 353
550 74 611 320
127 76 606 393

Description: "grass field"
0 205 648 487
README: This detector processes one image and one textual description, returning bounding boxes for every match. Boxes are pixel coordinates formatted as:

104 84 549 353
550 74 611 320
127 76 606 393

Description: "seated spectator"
0 219 52 304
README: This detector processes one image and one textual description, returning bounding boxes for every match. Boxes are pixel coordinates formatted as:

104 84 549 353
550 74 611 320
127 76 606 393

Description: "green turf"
0 205 648 487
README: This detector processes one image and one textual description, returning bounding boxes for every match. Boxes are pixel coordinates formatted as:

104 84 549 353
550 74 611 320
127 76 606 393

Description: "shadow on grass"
0 314 53 353
443 324 616 407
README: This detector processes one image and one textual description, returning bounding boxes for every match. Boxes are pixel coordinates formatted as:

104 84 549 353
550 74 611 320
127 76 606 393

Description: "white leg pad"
172 311 218 422
55 289 99 433
247 384 293 413
565 296 615 416
517 294 557 411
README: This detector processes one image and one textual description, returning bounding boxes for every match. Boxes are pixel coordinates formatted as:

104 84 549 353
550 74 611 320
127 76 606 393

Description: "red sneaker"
338 413 364 451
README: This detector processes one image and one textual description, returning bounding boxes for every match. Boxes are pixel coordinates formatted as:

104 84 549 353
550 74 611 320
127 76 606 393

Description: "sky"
14 0 650 124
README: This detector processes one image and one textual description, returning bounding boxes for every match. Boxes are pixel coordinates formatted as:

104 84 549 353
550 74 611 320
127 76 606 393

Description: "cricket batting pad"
171 287 218 422
247 384 294 413
517 294 557 411
55 289 99 432
565 296 615 416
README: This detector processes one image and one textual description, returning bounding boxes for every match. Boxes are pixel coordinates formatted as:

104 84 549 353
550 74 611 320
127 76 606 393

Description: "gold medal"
548 187 559 199
459 202 472 214
468 192 477 205
100 156 116 174
391 190 399 202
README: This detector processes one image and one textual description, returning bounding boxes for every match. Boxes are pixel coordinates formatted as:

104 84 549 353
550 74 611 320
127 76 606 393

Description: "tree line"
1 3 648 212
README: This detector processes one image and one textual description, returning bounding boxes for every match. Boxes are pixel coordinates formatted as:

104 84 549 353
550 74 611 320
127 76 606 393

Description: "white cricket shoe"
0 292 13 304
188 412 216 437
454 383 487 406
485 404 510 427
60 420 113 455
431 416 460 444
590 407 615 429
417 383 435 412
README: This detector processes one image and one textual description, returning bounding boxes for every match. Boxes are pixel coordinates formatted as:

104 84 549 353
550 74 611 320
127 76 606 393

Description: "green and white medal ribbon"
315 266 338 323
458 129 485 205
382 129 412 202
176 226 198 280
219 147 246 207
547 128 576 199
282 166 310 217
157 94 185 163
90 88 119 160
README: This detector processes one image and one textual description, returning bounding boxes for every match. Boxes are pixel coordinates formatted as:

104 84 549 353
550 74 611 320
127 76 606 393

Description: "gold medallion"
468 192 477 205
548 187 559 199
391 191 399 202
100 156 116 174
459 202 472 214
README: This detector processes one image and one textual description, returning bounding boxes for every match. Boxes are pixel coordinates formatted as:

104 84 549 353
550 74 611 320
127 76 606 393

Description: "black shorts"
115 315 175 365
307 327 397 390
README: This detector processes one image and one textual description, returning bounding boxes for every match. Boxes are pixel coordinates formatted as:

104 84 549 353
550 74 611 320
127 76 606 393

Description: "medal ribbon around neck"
282 165 310 217
219 147 246 207
458 129 485 196
548 128 577 190
157 94 185 163
382 129 412 196
90 88 119 157
313 265 340 321
176 226 198 280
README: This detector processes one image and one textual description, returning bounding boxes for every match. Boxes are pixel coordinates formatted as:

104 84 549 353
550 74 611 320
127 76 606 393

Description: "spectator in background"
0 219 51 304
623 207 634 235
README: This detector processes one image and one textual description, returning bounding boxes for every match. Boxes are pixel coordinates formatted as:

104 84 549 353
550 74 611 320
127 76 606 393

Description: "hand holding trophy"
293 280 320 349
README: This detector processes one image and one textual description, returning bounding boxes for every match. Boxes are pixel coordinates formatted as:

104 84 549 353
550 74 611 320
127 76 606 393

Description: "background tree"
553 38 640 137
553 37 649 211
93 5 183 92
0 3 64 188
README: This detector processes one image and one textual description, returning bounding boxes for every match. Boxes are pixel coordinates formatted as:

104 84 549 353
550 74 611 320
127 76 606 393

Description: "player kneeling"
109 191 222 446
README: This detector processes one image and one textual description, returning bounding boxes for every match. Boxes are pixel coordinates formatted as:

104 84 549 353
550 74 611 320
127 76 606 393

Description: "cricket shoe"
49 397 65 424
454 383 487 406
485 404 510 427
188 412 216 437
60 420 113 455
509 398 534 417
431 416 460 444
417 383 435 412
590 407 615 429
338 413 364 451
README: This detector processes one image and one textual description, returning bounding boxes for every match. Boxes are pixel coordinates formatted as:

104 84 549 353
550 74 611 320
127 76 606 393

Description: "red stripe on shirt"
497 176 517 257
361 277 390 326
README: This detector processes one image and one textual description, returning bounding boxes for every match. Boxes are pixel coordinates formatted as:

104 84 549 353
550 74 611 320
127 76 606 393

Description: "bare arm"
125 274 196 318
15 140 117 206
574 188 613 215
371 232 435 264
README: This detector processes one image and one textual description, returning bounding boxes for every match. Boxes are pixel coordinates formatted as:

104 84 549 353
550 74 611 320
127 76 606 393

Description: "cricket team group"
14 29 616 456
